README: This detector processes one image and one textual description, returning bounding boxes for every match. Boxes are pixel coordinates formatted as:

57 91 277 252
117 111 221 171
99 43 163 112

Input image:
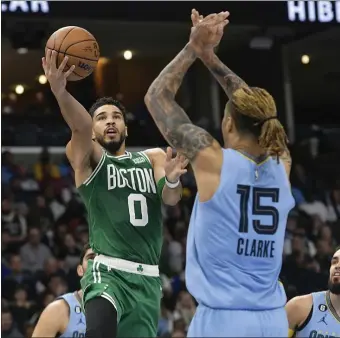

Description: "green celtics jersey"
77 151 163 265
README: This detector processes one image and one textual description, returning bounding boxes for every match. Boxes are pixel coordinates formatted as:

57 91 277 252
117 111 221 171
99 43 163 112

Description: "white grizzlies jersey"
296 291 340 338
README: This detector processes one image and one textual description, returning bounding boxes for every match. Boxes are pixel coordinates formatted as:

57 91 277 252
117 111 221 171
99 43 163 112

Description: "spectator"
19 227 52 273
1 151 19 186
33 148 60 184
2 198 27 247
1 308 23 338
158 300 174 337
173 291 196 331
2 254 35 300
9 286 35 334
27 196 54 233
61 233 81 271
326 187 340 222
34 257 66 295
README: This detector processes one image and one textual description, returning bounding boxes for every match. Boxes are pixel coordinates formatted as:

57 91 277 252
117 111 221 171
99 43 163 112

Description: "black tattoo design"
201 52 248 98
145 44 215 161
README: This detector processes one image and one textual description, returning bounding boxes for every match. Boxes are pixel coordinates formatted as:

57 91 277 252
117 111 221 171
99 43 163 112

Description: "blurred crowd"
2 123 340 338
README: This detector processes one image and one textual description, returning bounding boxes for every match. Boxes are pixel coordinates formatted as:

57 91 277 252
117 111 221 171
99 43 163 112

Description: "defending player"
286 248 340 337
42 50 187 338
32 244 94 337
145 11 295 337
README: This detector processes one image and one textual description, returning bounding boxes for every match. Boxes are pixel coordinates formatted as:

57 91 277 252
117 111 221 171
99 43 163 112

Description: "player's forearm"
144 43 196 139
145 43 196 102
55 90 92 133
200 50 248 98
145 44 212 160
162 183 182 206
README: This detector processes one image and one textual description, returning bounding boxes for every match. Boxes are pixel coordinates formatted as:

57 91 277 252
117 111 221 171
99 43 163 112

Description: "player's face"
92 104 127 153
77 248 95 277
328 249 340 294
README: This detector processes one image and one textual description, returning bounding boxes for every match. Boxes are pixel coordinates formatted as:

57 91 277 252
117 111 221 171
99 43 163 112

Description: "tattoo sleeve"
200 51 249 98
145 43 215 161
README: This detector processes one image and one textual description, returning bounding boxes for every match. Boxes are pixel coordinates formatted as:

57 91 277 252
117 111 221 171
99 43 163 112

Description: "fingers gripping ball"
45 26 100 81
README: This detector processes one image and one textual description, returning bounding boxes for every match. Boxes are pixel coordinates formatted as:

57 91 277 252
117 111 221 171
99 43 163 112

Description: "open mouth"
106 127 117 136
333 272 340 281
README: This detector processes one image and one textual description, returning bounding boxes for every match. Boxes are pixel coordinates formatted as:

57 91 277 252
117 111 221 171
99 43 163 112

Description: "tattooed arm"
144 43 221 163
200 50 248 99
144 43 223 201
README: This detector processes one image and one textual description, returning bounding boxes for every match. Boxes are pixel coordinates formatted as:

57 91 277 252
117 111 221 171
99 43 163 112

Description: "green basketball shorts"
81 255 162 337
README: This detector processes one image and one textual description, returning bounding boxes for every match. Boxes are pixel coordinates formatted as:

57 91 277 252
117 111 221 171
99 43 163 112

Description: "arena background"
1 1 340 337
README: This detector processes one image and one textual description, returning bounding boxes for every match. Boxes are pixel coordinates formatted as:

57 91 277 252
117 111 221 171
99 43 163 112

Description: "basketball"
45 26 100 81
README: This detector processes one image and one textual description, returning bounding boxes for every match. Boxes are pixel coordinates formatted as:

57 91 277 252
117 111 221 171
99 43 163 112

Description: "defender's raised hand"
42 50 75 97
164 147 189 183
189 10 229 56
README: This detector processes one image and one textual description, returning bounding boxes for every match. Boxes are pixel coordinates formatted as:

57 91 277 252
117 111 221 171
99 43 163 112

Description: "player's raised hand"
164 147 189 183
189 9 230 56
42 49 75 97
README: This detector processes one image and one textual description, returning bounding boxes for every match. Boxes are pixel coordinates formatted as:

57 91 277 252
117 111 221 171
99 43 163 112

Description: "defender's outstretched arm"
144 13 229 162
144 43 215 161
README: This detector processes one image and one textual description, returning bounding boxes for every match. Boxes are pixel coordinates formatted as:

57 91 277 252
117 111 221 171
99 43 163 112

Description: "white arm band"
165 177 180 189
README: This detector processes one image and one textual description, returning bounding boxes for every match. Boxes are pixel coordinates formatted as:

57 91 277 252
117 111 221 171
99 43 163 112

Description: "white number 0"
128 193 148 227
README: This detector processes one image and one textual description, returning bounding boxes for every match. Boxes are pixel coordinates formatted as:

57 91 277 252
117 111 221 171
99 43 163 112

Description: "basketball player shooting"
145 10 295 337
286 248 340 337
42 48 188 338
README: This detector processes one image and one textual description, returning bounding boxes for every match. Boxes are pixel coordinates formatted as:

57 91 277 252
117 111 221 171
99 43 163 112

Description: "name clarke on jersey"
106 164 157 194
237 238 275 258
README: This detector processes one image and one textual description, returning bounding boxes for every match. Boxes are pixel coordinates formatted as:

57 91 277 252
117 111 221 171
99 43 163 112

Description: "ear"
77 265 84 277
227 115 234 133
125 126 128 137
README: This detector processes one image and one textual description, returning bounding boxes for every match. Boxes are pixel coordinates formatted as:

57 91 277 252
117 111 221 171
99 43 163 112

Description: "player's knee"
85 297 117 338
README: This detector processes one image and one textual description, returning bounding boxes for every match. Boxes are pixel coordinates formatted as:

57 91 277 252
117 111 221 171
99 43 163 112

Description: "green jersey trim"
157 177 166 197
82 152 106 186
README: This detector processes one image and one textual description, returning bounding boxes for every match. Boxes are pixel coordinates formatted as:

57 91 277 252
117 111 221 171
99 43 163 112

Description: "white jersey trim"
83 152 106 186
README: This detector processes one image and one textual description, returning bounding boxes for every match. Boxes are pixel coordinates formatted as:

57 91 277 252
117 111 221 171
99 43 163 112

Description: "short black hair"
89 97 127 123
79 243 91 265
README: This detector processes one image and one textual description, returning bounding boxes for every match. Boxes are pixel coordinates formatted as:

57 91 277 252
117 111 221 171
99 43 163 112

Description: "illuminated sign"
287 1 340 23
1 1 49 14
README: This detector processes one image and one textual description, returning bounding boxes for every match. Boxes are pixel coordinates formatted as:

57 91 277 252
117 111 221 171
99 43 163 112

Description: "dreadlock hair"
228 87 288 159
89 97 127 124
79 243 91 265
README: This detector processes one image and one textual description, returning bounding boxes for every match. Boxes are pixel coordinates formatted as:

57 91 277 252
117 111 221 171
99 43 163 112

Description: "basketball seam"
51 52 98 62
59 27 77 55
64 39 97 54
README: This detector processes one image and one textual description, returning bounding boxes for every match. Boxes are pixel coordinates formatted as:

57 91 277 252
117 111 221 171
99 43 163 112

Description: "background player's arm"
285 294 313 337
145 148 183 206
32 299 69 337
43 50 102 187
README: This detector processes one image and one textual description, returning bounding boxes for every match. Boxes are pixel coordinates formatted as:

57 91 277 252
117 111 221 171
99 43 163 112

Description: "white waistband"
94 255 159 277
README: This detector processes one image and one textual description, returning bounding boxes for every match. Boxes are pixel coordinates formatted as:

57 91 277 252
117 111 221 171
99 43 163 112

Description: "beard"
96 131 126 154
328 278 340 295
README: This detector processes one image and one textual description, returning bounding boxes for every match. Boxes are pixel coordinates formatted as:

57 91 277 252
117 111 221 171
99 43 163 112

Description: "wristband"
165 177 180 189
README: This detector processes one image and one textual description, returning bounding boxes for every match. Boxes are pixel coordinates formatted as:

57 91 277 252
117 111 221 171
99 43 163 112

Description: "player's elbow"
144 87 168 109
144 90 156 109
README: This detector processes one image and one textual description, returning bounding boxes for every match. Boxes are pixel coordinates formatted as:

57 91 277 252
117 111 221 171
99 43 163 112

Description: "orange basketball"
45 26 100 81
